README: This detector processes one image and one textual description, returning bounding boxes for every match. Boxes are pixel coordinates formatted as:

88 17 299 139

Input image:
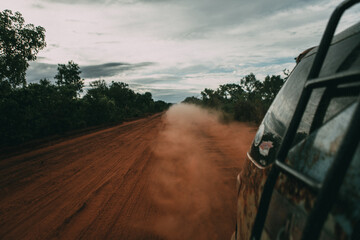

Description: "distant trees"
55 61 84 97
83 80 169 126
183 96 203 105
0 9 285 148
0 10 171 148
183 73 287 123
0 66 171 147
0 10 46 88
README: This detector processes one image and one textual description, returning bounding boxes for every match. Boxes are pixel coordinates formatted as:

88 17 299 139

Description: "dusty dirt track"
0 104 256 240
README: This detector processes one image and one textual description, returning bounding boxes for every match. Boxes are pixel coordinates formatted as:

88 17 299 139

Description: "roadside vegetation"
0 10 170 147
183 72 288 123
0 9 287 148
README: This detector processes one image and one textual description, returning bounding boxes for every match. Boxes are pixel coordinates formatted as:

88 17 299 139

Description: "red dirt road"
0 104 256 240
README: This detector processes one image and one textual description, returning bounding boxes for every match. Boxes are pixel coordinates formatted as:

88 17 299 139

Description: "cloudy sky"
3 0 360 102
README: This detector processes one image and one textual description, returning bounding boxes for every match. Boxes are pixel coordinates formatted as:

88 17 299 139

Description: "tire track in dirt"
0 114 164 239
0 105 256 240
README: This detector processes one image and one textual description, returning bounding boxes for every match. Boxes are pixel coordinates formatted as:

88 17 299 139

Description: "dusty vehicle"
232 1 360 239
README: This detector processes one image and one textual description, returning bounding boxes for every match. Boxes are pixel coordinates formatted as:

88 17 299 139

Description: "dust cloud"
149 103 256 240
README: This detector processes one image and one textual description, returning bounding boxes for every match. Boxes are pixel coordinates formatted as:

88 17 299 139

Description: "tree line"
183 72 288 123
0 9 287 148
0 10 170 147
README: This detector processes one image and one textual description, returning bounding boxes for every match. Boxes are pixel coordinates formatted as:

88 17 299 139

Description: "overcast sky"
3 0 360 102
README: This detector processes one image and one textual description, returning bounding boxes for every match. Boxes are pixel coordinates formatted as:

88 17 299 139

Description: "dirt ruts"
0 104 256 239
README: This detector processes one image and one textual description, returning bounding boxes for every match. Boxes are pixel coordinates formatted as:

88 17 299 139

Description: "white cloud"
3 0 359 102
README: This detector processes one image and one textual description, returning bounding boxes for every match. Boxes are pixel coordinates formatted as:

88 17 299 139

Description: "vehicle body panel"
234 21 360 240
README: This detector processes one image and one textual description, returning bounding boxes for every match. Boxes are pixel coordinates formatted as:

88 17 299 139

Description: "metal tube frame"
250 0 360 239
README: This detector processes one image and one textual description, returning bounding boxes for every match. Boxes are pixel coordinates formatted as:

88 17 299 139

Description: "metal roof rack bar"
305 71 360 89
301 96 360 240
275 160 322 192
307 0 360 81
250 1 360 239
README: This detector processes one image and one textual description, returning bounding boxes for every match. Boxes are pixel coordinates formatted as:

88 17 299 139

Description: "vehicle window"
248 23 360 168
295 88 357 145
263 58 313 138
286 102 357 183
249 75 357 168
247 57 314 167
295 88 325 144
262 103 359 240
323 94 357 123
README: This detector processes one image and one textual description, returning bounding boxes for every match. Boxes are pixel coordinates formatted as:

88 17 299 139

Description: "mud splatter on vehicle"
232 1 360 239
